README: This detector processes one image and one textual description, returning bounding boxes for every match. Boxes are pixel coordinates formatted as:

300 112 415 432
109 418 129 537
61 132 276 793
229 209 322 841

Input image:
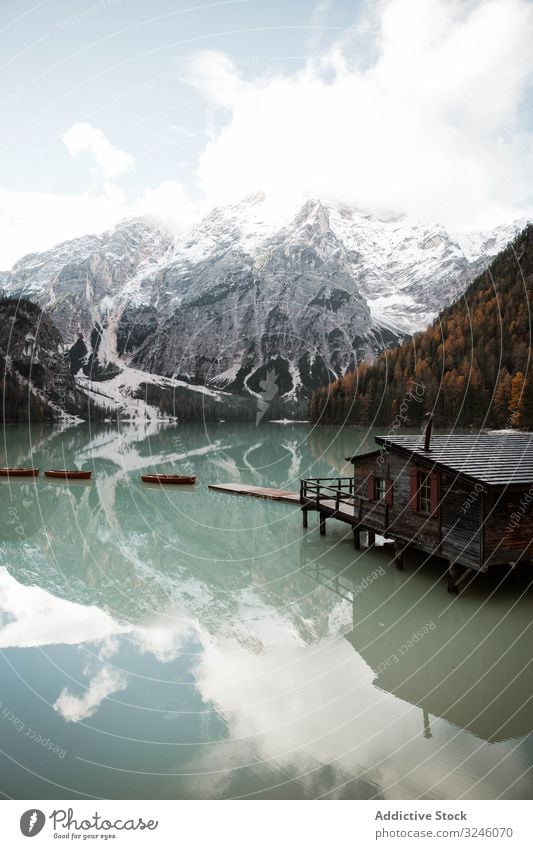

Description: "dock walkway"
208 483 300 503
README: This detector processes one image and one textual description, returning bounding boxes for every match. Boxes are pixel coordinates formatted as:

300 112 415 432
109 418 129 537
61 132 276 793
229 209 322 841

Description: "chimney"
423 413 433 452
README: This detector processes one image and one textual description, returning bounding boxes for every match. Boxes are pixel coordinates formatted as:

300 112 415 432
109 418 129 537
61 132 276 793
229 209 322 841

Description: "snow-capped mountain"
2 193 527 405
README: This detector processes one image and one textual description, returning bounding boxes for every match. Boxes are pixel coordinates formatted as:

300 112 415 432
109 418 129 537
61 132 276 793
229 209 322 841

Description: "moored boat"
44 469 92 480
0 467 39 477
141 474 197 485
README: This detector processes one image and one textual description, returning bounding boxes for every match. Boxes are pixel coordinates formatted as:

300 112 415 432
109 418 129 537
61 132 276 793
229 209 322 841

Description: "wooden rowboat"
45 469 92 480
141 474 197 485
0 467 39 477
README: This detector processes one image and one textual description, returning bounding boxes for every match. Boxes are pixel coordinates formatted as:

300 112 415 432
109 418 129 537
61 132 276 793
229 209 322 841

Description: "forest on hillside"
309 224 533 429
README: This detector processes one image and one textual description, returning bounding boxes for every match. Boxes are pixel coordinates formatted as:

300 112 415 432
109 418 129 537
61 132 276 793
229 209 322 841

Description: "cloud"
0 567 128 648
137 180 202 231
2 0 533 267
53 665 127 723
0 180 201 268
187 0 533 229
0 188 133 268
62 122 134 180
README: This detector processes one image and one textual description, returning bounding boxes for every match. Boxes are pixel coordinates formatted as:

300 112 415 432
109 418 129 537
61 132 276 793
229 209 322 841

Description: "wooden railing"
301 477 389 531
300 477 355 513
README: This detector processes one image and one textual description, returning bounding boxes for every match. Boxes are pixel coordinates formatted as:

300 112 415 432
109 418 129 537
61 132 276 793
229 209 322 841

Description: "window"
368 476 393 505
419 473 431 513
375 477 387 501
410 469 439 514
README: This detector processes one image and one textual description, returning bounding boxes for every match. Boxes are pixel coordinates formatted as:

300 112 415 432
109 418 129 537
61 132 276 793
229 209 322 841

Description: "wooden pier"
208 483 300 503
299 477 379 549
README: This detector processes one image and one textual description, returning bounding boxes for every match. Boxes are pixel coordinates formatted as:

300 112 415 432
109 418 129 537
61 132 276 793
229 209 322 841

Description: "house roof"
358 433 533 488
344 449 381 462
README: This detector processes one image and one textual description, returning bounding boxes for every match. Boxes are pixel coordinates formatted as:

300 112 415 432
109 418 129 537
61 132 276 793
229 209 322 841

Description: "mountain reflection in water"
0 421 532 800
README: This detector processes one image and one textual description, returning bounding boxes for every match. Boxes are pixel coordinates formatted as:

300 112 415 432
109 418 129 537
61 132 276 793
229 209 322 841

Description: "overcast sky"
1 0 532 267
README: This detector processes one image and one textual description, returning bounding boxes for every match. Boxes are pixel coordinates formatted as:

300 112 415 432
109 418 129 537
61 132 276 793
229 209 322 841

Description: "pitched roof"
344 449 381 462
371 433 533 487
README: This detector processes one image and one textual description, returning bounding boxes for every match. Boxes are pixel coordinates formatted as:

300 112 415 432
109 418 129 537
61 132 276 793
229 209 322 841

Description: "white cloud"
188 0 533 229
0 567 128 648
137 180 203 231
62 122 134 180
2 0 533 267
0 188 133 268
53 665 127 723
0 181 199 269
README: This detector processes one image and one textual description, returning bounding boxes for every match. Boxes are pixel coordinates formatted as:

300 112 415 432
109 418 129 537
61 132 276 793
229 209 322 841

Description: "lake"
0 421 532 800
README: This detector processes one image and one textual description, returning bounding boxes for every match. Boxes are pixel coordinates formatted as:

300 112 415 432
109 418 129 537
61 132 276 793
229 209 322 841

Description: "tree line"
309 224 533 429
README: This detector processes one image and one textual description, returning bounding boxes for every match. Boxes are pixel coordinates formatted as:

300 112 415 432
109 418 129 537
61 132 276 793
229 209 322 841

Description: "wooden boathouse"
300 424 533 592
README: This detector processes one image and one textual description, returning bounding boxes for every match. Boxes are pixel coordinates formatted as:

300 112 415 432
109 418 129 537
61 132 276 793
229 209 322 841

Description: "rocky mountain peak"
2 196 529 412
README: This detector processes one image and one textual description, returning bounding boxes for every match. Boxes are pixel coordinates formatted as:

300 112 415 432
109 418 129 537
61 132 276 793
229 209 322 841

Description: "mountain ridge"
309 223 533 429
2 195 528 411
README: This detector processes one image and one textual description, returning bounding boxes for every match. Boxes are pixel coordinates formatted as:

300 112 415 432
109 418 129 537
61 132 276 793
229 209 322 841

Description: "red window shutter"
367 476 376 500
430 472 439 514
409 469 418 510
385 479 393 506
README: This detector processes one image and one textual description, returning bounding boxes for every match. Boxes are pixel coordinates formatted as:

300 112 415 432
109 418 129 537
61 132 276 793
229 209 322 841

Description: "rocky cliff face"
133 200 384 398
0 298 87 421
2 194 527 410
6 218 174 380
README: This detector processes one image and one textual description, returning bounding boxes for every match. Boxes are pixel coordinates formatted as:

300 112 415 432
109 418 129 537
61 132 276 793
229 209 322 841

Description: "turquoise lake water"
0 421 532 799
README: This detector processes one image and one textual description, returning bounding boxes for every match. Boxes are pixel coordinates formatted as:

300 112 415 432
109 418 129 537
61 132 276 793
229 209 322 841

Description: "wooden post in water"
319 514 326 536
423 708 432 739
367 529 376 547
302 508 308 528
447 563 460 594
353 528 360 550
394 541 404 570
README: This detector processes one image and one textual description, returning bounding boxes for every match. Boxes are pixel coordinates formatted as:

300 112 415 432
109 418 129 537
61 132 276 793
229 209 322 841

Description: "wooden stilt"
448 565 474 594
353 528 360 550
302 508 308 529
367 529 376 547
394 541 404 570
447 563 460 594
319 514 326 536
423 708 432 739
